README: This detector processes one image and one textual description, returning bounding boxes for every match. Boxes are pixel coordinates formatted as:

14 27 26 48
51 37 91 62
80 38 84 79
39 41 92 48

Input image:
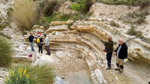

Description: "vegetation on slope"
6 65 55 84
12 0 39 31
99 0 150 9
0 38 13 67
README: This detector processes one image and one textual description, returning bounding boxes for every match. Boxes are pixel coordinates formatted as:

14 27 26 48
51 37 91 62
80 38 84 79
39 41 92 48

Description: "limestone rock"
32 25 40 29
46 25 68 34
50 20 74 26
40 26 44 29
89 3 139 19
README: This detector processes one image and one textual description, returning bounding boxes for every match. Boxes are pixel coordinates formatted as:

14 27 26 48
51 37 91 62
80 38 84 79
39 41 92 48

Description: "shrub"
71 3 84 11
127 25 143 38
6 67 30 84
12 0 39 31
44 13 70 23
123 11 148 25
38 0 64 16
5 65 55 84
127 25 136 35
7 7 13 17
70 0 93 13
110 21 120 27
0 38 13 67
43 0 59 16
0 32 12 39
83 0 93 13
0 17 9 30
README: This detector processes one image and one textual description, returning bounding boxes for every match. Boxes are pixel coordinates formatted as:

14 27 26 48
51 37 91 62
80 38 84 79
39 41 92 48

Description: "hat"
38 34 40 37
44 34 46 37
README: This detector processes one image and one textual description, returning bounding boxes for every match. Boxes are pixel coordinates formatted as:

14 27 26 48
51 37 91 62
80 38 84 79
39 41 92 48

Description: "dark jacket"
36 37 43 46
101 40 114 53
115 43 128 59
28 35 34 42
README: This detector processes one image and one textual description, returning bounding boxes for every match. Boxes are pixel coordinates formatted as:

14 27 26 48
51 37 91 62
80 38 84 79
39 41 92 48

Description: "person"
44 34 51 55
36 34 43 54
101 37 114 70
37 31 41 36
114 38 128 73
28 33 34 51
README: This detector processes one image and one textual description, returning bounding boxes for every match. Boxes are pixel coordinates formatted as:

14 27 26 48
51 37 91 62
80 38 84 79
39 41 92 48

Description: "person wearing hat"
36 34 43 54
44 34 50 55
114 38 128 73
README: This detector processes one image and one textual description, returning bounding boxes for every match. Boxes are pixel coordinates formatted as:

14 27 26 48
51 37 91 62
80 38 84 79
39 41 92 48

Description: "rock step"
46 25 69 34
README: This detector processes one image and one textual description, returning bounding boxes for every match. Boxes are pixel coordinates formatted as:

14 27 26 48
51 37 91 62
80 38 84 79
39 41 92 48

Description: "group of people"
28 31 51 55
28 31 127 73
101 37 128 73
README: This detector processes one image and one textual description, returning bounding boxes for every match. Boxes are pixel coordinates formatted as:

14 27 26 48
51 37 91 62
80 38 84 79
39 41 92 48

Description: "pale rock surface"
58 1 77 14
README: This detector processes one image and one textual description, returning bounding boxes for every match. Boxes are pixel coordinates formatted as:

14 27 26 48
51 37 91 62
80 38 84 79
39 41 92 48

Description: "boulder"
32 25 40 29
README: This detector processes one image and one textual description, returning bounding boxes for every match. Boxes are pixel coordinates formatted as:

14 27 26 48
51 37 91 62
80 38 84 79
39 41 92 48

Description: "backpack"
37 38 40 43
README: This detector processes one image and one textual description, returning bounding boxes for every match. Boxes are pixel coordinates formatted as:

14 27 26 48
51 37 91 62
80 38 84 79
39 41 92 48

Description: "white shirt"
45 37 49 46
117 45 122 57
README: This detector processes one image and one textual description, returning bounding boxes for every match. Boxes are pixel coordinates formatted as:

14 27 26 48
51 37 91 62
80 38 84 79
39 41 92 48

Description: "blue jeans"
30 42 34 51
106 52 112 67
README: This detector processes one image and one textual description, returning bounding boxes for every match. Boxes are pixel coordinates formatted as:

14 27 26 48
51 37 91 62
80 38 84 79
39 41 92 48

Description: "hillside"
0 0 150 84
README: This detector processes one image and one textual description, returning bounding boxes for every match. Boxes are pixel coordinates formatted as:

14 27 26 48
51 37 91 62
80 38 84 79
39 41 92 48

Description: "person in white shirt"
44 34 50 55
114 38 128 73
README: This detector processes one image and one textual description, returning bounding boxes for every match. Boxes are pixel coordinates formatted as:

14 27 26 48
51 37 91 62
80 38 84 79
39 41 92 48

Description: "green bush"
43 1 59 16
71 3 84 11
110 21 120 27
127 25 143 38
6 67 30 84
7 7 13 17
12 0 39 31
0 32 12 39
0 38 13 67
127 25 136 35
6 65 55 84
44 13 70 23
70 0 93 13
0 17 9 30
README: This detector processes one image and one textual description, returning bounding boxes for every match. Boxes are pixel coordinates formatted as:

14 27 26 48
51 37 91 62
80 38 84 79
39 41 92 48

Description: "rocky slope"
0 1 150 84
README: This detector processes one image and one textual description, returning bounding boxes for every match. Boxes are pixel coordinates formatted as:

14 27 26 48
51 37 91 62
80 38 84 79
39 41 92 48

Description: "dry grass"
0 38 13 67
12 0 39 31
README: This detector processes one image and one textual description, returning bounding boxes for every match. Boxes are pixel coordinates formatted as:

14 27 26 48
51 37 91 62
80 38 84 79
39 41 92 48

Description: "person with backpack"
44 34 51 55
114 38 128 73
101 37 114 70
28 33 34 51
36 34 43 54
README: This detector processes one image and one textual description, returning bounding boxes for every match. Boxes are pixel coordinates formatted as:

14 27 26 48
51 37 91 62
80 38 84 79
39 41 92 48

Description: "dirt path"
101 55 150 84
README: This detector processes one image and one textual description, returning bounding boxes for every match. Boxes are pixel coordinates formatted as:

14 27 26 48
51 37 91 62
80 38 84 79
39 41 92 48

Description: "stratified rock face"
47 16 150 65
50 20 74 26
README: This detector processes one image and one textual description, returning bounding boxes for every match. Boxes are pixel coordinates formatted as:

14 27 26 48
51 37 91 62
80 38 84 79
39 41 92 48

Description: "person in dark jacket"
101 37 114 70
36 34 43 54
114 38 128 73
28 33 34 51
